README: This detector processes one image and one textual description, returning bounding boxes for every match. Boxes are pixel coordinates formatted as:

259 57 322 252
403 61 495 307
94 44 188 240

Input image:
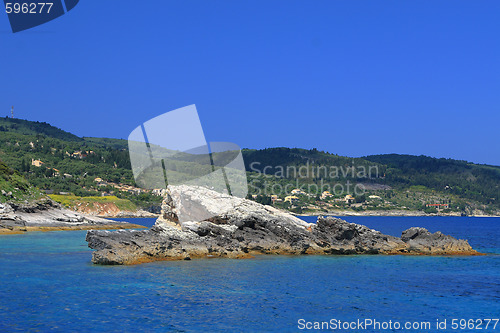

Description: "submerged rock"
86 185 480 265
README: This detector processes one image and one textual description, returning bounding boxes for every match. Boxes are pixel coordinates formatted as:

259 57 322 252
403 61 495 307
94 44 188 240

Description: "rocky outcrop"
86 185 480 265
0 199 144 234
399 227 476 255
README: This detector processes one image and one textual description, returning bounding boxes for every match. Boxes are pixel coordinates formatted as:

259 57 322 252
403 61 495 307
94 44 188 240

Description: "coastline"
0 199 149 235
0 223 146 235
95 212 159 219
294 210 500 218
53 206 160 219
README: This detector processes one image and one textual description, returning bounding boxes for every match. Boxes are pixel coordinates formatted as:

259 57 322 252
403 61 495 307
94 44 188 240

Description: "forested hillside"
0 117 81 141
0 159 45 204
364 154 500 206
0 118 498 215
0 119 156 209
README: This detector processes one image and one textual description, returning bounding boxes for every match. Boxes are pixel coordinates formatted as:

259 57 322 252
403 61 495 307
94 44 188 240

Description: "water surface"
0 216 498 332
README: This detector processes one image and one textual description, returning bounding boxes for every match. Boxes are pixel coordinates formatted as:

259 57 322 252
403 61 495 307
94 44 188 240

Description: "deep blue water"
0 216 499 332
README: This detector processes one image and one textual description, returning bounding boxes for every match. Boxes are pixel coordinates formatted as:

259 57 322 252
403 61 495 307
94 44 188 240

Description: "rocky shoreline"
105 211 159 218
88 210 159 219
0 199 145 235
86 186 480 265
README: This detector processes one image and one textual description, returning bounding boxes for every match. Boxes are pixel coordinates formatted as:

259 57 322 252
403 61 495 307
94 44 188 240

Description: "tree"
256 195 272 205
355 194 366 203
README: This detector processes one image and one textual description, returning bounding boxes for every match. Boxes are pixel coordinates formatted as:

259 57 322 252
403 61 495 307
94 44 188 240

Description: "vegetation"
364 154 500 207
0 118 159 209
0 117 81 141
0 159 45 204
48 194 137 211
0 118 498 216
243 148 500 215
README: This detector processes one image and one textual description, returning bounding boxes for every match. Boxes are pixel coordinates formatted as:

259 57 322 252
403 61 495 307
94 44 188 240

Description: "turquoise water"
0 216 499 332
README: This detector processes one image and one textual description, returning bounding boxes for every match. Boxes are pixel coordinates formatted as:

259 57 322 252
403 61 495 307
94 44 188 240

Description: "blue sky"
1 1 499 165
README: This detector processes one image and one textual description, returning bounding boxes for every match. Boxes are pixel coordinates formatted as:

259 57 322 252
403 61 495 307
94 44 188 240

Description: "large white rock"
157 185 311 230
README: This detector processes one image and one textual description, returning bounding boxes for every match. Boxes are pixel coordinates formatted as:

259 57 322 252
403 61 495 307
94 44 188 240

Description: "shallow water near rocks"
0 216 498 332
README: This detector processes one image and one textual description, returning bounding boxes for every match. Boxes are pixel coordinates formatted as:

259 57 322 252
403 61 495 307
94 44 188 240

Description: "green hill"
364 154 500 206
83 137 129 150
0 117 82 141
0 159 45 204
0 117 498 215
0 121 157 209
243 147 380 174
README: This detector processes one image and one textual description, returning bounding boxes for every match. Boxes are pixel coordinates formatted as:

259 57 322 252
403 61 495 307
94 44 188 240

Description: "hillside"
0 159 45 204
0 118 498 216
242 148 500 215
242 148 499 200
0 119 161 211
0 117 82 141
0 131 133 193
83 137 129 150
243 147 383 176
364 154 500 206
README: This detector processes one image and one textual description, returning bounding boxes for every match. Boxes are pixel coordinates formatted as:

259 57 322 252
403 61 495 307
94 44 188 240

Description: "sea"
0 216 498 332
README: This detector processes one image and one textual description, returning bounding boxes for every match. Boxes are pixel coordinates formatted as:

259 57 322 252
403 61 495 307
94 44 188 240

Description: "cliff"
47 194 159 218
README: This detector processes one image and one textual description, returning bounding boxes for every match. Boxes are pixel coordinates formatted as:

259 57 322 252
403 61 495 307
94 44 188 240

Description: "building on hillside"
426 203 449 209
94 177 109 187
291 189 306 195
31 159 44 167
369 195 382 199
126 188 142 195
344 194 355 204
284 195 299 203
72 151 88 159
320 191 333 200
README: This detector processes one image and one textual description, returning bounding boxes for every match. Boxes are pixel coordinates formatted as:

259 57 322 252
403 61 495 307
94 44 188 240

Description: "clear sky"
1 1 499 165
